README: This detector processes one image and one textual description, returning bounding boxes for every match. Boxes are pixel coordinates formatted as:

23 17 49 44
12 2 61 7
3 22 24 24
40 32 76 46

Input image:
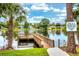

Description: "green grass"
0 48 48 56
69 48 79 56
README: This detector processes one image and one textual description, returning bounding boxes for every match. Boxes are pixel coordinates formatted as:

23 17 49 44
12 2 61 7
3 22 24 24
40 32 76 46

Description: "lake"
48 31 79 47
48 32 68 47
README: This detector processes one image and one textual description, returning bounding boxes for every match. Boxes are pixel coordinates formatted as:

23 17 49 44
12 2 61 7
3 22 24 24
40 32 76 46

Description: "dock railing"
33 33 55 48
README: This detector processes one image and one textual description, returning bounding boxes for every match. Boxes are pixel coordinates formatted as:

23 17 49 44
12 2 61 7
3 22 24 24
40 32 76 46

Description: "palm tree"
0 3 26 49
16 15 26 24
73 4 79 44
66 3 76 53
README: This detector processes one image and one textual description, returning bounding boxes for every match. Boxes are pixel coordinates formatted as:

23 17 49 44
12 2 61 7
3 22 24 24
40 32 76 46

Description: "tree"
38 18 50 36
73 4 79 44
15 15 26 39
55 23 61 34
62 24 67 35
0 3 26 49
66 3 76 53
13 20 19 39
16 15 26 24
23 21 29 36
0 21 7 37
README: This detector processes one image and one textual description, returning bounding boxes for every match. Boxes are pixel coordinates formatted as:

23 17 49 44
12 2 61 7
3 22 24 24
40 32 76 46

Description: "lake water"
48 32 79 47
48 32 68 47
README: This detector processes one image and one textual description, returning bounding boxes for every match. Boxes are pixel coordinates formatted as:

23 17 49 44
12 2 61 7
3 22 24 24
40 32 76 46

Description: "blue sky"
0 3 77 24
21 3 66 24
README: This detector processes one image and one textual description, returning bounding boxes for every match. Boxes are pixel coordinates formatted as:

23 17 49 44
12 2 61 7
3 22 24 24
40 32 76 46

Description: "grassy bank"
0 48 48 56
69 48 79 56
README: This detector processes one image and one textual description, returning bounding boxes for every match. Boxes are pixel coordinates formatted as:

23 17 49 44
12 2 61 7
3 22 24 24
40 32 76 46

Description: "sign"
66 21 77 32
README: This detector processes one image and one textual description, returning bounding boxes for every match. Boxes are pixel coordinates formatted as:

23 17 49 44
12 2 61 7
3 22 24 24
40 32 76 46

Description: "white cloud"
57 13 66 17
28 16 45 23
26 16 29 19
54 8 61 12
59 16 65 20
21 4 30 12
31 3 50 12
50 17 66 24
50 7 61 12
56 7 66 17
23 7 30 12
61 7 66 13
33 16 44 18
50 7 66 13
31 3 66 14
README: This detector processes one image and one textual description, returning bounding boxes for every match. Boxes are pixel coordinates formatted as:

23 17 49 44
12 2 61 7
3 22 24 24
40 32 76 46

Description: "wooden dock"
18 33 55 48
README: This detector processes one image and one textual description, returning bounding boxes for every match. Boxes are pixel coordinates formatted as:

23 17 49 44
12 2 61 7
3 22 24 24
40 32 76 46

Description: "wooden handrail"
33 33 55 48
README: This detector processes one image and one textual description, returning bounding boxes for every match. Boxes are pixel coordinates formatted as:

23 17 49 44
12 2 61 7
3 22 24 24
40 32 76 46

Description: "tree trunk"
66 3 76 53
77 23 79 44
6 15 13 49
77 33 79 44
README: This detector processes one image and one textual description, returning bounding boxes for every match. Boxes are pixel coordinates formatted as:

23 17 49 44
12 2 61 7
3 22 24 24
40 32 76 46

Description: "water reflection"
48 32 68 47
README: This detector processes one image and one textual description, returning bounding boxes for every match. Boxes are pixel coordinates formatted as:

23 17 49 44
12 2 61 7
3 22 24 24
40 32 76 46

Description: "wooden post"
66 3 76 53
58 39 60 48
63 40 66 47
52 40 55 47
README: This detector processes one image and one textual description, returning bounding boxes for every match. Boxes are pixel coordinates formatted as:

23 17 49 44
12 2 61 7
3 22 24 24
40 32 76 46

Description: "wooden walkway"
47 47 69 56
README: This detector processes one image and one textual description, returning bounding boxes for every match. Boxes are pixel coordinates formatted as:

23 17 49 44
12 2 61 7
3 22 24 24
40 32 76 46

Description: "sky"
21 3 66 24
0 3 77 24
